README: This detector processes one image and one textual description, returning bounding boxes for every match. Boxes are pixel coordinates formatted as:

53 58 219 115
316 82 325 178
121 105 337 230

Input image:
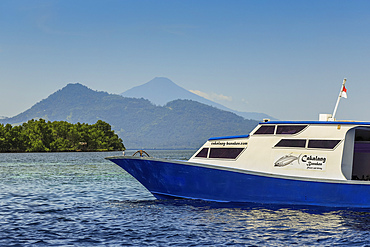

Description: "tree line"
0 119 125 152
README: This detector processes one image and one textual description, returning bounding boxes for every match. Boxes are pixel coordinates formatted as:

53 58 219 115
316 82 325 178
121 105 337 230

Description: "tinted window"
276 125 307 135
195 148 208 158
275 139 306 148
209 148 244 159
308 140 341 149
254 125 275 135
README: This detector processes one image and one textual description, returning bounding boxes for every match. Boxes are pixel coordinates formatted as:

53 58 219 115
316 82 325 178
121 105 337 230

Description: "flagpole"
331 78 347 121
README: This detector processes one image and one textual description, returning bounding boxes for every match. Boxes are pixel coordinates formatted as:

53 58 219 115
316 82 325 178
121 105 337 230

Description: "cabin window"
275 139 306 148
254 125 275 135
276 125 307 135
352 128 370 180
308 140 341 149
209 148 244 159
195 148 208 158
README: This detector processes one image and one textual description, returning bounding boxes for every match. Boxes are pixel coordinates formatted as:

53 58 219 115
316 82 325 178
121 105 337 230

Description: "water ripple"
1 151 370 246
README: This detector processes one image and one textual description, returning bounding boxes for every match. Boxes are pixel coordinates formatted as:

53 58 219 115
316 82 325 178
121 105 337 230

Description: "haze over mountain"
1 83 259 149
121 77 274 121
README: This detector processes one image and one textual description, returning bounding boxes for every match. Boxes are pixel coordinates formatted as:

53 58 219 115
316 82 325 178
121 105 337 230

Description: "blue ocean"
1 150 370 246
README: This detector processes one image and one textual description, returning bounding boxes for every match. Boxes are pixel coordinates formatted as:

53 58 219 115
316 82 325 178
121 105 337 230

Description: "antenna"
331 78 347 121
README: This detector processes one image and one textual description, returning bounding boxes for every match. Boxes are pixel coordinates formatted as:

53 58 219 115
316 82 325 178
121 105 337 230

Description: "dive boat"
106 79 370 209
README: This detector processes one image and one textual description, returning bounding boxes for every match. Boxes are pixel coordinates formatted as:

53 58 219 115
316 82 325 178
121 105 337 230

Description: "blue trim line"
260 120 370 125
152 191 230 202
208 134 250 141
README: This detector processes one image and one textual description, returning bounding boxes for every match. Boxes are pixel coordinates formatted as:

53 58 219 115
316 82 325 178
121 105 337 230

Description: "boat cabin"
189 120 370 182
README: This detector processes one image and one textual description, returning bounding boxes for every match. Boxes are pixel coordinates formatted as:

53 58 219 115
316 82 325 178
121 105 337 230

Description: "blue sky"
1 0 370 120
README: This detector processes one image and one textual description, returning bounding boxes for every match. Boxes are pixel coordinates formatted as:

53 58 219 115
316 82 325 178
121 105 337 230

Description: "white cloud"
241 98 249 104
189 90 232 102
189 90 209 99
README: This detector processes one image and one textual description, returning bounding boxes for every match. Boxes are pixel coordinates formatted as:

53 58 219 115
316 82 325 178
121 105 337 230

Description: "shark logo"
274 154 301 167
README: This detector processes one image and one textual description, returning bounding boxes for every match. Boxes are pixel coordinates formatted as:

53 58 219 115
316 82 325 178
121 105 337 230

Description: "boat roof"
260 120 370 126
208 120 370 141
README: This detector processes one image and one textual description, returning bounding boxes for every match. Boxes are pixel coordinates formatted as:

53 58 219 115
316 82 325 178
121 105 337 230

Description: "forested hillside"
0 119 124 152
1 83 259 149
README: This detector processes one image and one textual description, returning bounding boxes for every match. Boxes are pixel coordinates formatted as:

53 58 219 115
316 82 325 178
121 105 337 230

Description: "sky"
1 0 370 121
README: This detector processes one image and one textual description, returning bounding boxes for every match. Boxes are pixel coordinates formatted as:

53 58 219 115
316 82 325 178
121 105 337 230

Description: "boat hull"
107 156 370 209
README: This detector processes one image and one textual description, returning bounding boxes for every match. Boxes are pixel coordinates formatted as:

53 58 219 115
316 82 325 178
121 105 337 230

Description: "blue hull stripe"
108 157 370 209
208 134 249 141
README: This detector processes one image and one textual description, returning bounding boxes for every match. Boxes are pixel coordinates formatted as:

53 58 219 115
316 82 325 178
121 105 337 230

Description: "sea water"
0 150 370 246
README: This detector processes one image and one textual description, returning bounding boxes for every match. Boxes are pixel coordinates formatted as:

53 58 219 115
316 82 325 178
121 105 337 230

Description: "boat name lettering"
301 155 326 163
301 155 326 170
211 141 247 146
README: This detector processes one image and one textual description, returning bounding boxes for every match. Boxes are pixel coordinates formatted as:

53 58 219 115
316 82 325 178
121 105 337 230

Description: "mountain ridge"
121 77 274 121
1 83 259 149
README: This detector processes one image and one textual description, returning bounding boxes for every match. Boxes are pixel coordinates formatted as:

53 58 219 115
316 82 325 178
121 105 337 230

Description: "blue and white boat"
106 79 370 209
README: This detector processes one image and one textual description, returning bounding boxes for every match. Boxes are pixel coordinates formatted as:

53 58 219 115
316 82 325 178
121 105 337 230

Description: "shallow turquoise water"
1 150 370 246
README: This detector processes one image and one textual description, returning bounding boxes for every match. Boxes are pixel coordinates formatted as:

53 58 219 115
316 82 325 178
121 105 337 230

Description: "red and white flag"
340 85 347 98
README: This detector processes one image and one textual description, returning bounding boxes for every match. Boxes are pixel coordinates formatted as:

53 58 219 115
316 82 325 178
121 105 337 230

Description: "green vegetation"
0 119 124 152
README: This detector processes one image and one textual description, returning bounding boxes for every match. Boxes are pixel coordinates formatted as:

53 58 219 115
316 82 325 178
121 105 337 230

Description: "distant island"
0 82 260 149
121 77 275 121
0 119 124 152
